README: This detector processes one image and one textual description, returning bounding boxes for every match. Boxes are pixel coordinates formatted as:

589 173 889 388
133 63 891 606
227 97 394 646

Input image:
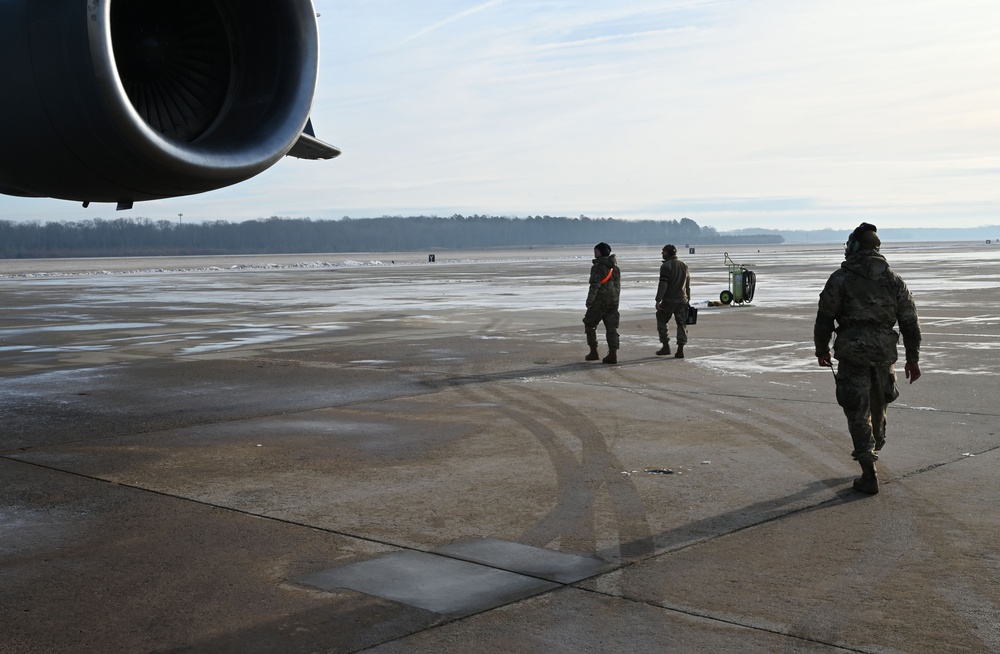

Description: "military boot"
852 460 879 495
674 344 685 359
585 345 600 361
602 349 618 364
656 344 671 356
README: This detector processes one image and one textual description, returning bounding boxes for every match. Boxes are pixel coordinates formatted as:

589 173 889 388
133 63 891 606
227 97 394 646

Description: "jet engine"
0 0 339 209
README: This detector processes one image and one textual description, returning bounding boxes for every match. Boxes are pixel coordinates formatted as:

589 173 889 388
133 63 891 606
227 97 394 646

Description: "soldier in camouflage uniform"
655 244 691 359
584 242 621 364
814 223 922 495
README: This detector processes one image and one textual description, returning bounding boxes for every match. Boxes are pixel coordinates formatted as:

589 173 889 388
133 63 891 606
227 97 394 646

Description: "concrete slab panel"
297 550 560 618
0 458 438 654
362 587 846 653
433 537 616 584
581 450 1000 654
0 358 434 450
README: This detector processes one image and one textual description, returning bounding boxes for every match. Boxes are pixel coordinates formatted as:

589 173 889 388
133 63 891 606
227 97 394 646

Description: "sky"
2 0 999 232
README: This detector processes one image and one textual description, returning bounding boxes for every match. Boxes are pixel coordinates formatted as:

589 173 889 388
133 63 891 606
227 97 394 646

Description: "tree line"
0 214 782 258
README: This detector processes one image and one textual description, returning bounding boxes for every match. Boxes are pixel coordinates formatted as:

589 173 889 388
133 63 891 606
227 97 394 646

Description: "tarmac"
2 243 998 653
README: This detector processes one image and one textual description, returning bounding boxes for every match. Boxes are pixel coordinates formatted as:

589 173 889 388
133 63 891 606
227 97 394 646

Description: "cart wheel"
720 290 734 304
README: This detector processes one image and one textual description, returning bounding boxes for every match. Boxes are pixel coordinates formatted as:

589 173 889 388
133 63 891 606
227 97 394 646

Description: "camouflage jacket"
586 254 621 309
814 250 921 366
656 255 690 305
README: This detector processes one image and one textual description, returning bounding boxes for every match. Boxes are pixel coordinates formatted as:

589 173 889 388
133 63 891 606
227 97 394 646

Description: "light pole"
178 213 183 226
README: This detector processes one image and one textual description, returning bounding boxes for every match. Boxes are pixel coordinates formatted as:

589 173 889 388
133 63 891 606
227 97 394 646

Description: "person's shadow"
604 477 864 563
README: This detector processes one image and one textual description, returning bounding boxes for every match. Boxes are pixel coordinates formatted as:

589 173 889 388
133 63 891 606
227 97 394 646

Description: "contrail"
401 0 506 43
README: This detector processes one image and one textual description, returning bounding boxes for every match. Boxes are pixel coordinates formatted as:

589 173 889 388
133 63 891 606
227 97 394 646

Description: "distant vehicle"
0 0 339 210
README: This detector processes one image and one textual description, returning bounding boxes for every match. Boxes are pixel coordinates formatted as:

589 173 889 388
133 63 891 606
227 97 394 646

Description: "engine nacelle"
0 0 338 208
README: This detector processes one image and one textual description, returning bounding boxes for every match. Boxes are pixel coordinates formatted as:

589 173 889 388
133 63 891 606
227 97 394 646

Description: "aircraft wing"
287 119 342 160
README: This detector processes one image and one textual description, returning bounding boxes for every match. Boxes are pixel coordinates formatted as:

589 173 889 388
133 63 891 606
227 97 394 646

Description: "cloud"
3 0 1000 230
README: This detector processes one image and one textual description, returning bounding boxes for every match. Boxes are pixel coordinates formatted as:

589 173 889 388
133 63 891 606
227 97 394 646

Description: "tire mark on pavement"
452 380 655 562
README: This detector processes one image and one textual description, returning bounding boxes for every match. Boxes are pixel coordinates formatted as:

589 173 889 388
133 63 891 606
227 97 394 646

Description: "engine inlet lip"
86 0 321 179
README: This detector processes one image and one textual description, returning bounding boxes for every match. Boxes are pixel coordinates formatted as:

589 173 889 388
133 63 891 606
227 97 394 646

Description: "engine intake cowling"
0 0 335 207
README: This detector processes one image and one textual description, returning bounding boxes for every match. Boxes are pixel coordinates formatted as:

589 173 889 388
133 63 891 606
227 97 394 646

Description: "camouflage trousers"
834 362 899 463
583 306 620 350
656 302 688 346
